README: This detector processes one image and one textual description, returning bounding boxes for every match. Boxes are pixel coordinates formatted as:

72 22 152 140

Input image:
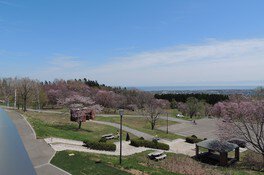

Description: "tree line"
0 77 165 113
154 93 229 105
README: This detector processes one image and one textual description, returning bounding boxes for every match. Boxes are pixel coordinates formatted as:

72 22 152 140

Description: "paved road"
158 118 219 139
98 114 189 123
6 110 70 175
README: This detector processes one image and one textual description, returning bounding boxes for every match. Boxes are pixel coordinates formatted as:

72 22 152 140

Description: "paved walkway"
6 110 70 175
97 115 218 139
98 114 190 124
45 137 151 156
91 120 155 140
44 137 197 157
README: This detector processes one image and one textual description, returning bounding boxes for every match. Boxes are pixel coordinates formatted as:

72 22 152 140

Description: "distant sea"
132 86 258 91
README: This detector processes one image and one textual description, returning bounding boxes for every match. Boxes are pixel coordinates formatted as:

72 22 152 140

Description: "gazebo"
195 139 239 166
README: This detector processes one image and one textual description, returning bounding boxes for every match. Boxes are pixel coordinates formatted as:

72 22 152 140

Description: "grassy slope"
96 116 184 140
51 150 262 175
24 111 135 142
51 151 131 175
51 150 181 175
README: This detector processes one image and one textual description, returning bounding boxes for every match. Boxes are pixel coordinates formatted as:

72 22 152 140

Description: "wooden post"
220 152 228 166
196 145 199 157
235 147 239 161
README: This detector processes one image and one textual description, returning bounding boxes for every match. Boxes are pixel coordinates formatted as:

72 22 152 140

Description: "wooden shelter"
195 139 239 166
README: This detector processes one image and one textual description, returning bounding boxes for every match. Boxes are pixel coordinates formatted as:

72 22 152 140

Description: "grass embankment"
23 111 135 142
96 116 184 140
51 150 181 175
51 150 262 175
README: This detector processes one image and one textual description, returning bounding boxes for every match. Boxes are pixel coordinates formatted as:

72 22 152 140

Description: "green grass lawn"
23 111 135 142
51 151 131 175
96 116 184 140
51 150 262 175
51 150 181 175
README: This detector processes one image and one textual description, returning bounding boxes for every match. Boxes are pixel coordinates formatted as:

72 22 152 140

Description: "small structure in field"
70 108 96 129
195 139 239 166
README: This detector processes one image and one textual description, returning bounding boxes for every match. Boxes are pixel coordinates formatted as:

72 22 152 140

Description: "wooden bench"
155 154 167 161
105 135 115 140
102 134 115 140
148 151 164 159
152 137 160 142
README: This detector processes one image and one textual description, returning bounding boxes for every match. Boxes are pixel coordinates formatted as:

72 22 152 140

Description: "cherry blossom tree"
95 90 119 108
214 100 264 167
59 94 103 129
143 99 170 130
176 102 188 116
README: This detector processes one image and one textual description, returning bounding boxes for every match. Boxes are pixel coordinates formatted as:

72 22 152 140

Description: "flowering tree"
177 102 188 116
186 97 199 118
60 94 103 129
143 99 170 130
213 100 264 167
95 90 122 108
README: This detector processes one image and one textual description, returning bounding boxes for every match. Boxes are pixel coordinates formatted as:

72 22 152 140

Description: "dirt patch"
125 169 149 175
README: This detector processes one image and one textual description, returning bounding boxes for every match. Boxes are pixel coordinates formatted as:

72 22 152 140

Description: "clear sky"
0 0 264 86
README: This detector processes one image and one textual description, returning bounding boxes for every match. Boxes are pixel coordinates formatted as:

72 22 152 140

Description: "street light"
119 109 124 164
166 112 169 134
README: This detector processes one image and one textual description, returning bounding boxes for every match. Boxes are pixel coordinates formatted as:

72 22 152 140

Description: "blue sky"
0 0 264 86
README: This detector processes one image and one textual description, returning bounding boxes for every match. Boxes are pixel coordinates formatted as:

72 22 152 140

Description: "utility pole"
119 109 124 164
14 89 17 109
166 112 169 134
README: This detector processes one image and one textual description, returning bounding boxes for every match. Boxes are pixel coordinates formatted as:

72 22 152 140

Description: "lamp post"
166 112 169 134
119 109 124 164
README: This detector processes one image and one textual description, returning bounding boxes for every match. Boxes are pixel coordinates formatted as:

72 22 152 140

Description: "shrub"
83 140 116 151
139 137 145 140
186 136 203 144
126 133 130 141
99 137 107 143
191 135 197 138
153 139 158 144
241 151 263 171
228 139 246 148
130 138 169 150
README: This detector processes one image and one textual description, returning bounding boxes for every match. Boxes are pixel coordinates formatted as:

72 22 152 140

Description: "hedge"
130 138 169 150
185 135 203 144
83 140 116 151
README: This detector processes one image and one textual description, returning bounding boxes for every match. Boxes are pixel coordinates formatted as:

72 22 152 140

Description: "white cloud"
88 38 264 86
38 55 85 80
49 55 81 69
38 38 264 86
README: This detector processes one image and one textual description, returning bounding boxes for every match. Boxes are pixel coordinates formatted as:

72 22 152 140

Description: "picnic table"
152 137 160 142
148 151 167 160
101 134 115 140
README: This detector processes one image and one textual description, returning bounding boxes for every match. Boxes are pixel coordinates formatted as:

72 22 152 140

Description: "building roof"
196 139 239 153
